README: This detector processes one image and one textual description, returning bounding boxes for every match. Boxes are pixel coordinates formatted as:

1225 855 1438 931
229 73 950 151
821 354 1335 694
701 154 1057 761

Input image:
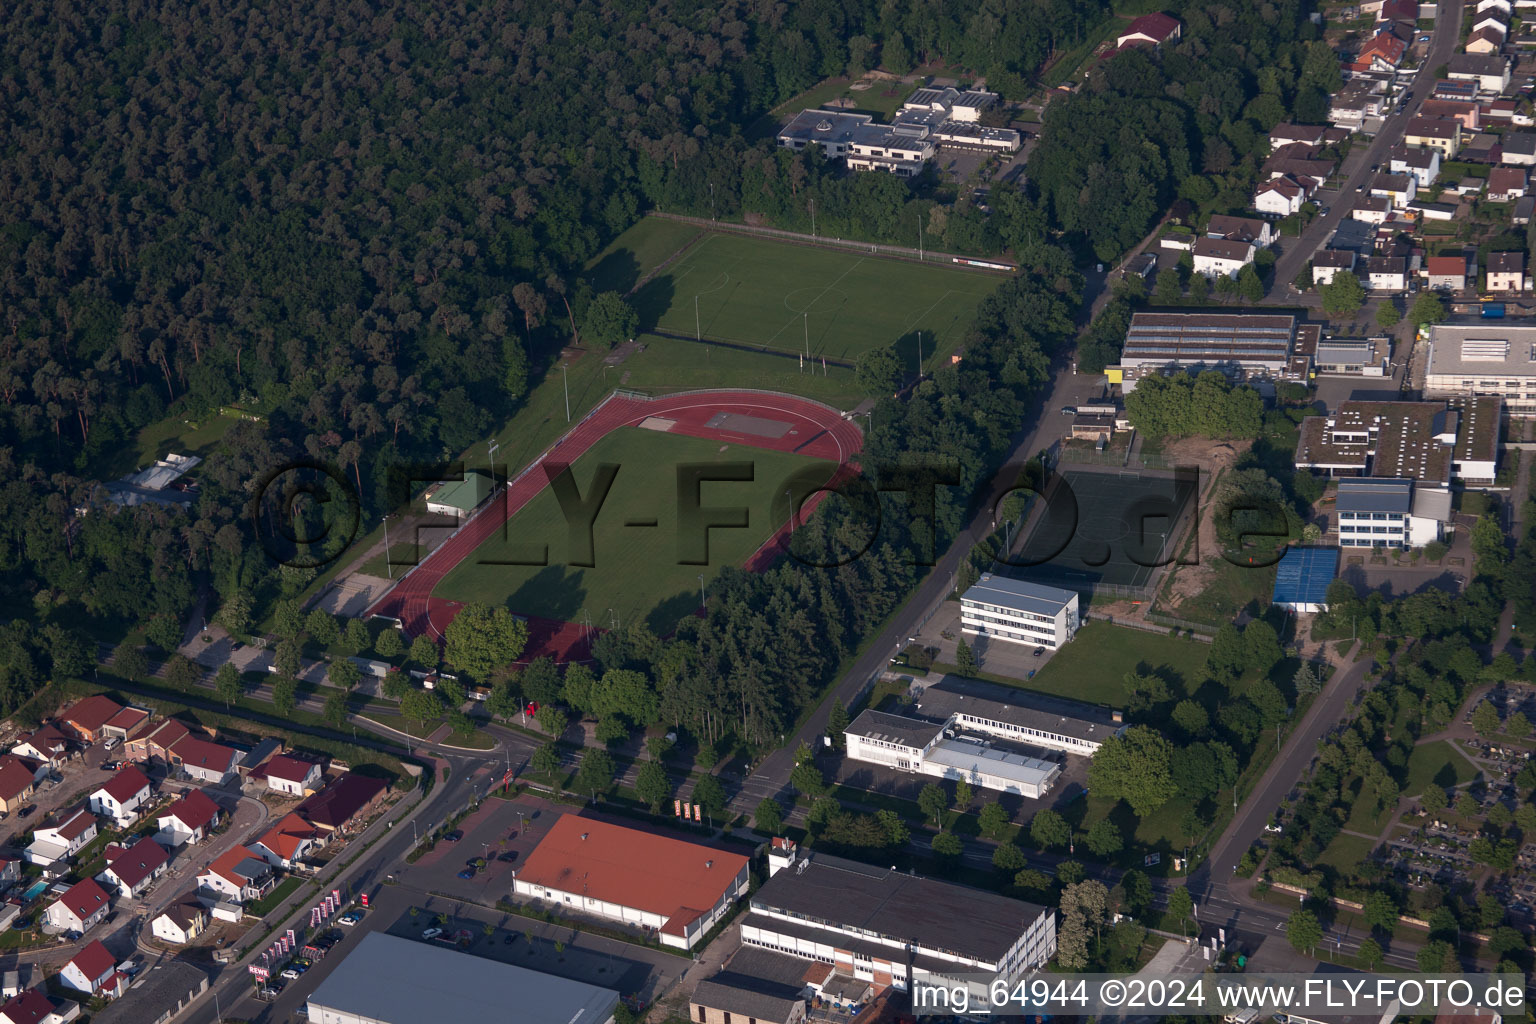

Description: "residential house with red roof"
11 726 70 768
43 878 111 935
294 772 386 834
196 845 275 904
513 816 750 950
261 755 324 798
1426 255 1471 291
0 757 40 816
169 735 238 786
1115 12 1180 49
1352 30 1406 72
1488 166 1528 202
1255 175 1310 216
252 813 320 869
59 941 126 1000
155 789 221 847
60 697 122 744
0 989 68 1024
124 719 190 765
1379 0 1420 20
100 706 150 743
99 838 170 898
26 808 98 866
88 766 151 827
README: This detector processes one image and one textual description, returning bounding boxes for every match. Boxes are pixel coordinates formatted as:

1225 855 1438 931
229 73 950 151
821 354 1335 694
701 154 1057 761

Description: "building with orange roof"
196 844 275 903
252 812 321 869
60 696 123 744
513 816 750 950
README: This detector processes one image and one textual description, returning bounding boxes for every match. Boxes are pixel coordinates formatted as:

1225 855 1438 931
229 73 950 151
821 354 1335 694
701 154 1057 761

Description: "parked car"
421 927 443 940
465 858 480 868
442 830 463 842
280 968 302 980
17 806 34 819
1032 647 1044 657
504 933 517 945
339 910 364 926
457 868 477 880
498 851 518 863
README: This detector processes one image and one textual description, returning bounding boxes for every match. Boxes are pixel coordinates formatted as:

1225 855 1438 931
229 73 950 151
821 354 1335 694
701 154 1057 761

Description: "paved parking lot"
399 792 562 902
245 881 691 1021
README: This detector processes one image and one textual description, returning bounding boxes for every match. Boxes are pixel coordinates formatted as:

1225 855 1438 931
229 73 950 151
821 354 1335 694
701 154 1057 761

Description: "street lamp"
382 515 393 580
697 574 706 614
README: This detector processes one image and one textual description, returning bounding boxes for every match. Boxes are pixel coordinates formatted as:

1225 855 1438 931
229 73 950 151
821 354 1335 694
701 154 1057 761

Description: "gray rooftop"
959 574 1076 617
751 851 1048 964
692 948 809 1022
1336 478 1413 514
307 932 620 1024
1412 485 1454 522
845 709 943 750
1427 321 1536 377
913 677 1122 744
92 961 208 1024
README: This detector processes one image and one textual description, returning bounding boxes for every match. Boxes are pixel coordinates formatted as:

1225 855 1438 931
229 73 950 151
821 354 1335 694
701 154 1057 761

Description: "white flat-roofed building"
1314 337 1389 376
1426 322 1536 414
747 841 1055 1000
843 710 1062 799
959 574 1079 649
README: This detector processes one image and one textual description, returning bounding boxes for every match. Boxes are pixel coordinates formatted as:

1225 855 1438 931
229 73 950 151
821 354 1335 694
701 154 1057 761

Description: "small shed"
425 471 492 518
1272 546 1339 613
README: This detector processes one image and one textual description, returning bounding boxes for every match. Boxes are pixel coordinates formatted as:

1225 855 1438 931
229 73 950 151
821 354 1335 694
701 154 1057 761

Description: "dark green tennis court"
1006 468 1198 591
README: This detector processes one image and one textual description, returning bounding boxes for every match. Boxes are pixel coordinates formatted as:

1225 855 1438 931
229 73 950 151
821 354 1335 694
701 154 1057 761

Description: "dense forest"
0 0 1320 742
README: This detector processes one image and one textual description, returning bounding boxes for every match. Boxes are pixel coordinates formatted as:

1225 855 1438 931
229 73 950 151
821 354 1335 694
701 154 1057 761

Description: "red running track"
365 390 864 662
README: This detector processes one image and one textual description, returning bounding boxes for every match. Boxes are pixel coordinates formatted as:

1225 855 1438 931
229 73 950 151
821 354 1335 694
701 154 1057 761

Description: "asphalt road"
727 357 1109 814
1265 0 1465 297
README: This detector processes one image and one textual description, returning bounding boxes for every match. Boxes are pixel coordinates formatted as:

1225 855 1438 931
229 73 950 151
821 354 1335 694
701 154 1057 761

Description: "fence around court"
1086 609 1214 642
646 211 1019 273
1055 446 1172 470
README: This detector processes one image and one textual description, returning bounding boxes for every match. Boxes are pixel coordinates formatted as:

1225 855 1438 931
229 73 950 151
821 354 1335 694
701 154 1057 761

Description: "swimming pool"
20 881 46 902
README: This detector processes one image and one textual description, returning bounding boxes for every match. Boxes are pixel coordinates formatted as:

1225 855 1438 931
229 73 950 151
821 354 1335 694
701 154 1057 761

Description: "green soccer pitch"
630 232 1006 366
433 427 835 634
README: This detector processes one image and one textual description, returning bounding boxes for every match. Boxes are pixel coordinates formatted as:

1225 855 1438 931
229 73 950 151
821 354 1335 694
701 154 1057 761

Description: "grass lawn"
618 334 864 408
1403 739 1478 797
1039 14 1124 88
630 232 1004 366
247 876 307 918
93 410 247 480
1342 782 1396 833
435 427 835 633
584 219 704 296
365 712 496 750
356 544 424 580
1159 555 1277 631
1005 621 1213 707
746 77 918 138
